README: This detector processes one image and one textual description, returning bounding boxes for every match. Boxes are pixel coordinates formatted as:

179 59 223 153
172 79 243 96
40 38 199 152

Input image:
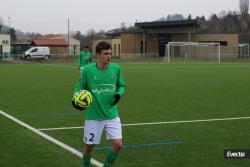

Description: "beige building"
0 34 11 58
92 38 121 58
52 35 80 56
93 20 240 59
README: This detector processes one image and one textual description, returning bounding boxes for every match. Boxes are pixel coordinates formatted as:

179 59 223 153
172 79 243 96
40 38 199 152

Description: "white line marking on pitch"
40 64 76 68
39 126 84 131
18 61 250 69
0 110 103 167
37 116 250 131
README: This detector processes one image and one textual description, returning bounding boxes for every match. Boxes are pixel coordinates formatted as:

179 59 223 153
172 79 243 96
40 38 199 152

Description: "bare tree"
239 0 249 16
0 17 4 32
166 14 185 21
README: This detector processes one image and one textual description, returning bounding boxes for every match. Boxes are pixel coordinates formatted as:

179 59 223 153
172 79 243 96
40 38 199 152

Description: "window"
1 40 10 45
31 48 38 52
118 44 121 57
198 41 228 46
218 41 228 46
113 44 116 57
73 45 77 55
140 41 147 53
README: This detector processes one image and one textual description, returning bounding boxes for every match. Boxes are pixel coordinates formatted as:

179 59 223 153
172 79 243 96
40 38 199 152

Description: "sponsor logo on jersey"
92 84 116 94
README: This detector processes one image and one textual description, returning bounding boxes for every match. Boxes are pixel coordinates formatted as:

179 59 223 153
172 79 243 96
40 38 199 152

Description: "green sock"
83 154 91 167
103 150 118 167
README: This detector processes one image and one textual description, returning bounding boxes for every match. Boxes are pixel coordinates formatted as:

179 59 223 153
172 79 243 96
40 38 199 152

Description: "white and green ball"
74 90 93 109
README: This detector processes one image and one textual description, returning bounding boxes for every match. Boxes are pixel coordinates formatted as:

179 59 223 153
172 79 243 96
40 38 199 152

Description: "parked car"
23 47 50 60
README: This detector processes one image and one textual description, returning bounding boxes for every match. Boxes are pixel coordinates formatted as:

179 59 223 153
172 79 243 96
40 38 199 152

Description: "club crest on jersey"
93 76 98 80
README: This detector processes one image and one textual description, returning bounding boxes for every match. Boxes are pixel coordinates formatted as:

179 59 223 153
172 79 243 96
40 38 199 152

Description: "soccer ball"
73 90 93 109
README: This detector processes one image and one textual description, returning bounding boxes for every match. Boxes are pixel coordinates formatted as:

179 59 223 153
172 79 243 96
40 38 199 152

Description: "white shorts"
80 67 84 73
83 117 122 145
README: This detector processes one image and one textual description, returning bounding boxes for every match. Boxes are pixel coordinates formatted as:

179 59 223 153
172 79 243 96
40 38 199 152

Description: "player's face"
99 49 112 64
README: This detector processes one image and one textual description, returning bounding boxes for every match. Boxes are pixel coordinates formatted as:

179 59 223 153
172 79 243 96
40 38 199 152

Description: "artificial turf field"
1 61 250 167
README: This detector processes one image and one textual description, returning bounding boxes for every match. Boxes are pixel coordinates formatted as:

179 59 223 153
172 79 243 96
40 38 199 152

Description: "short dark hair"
84 46 89 48
95 41 111 54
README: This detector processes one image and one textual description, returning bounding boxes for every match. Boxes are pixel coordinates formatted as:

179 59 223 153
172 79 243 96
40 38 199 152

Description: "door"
30 48 41 58
0 45 2 58
158 34 171 57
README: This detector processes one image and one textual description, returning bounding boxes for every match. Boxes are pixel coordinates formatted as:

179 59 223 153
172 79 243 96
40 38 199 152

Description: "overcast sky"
0 0 241 34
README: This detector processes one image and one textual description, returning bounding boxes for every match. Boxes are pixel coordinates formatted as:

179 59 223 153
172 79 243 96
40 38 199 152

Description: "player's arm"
116 68 125 96
77 53 81 65
89 52 92 62
73 68 87 96
78 52 83 69
111 67 125 105
72 69 88 110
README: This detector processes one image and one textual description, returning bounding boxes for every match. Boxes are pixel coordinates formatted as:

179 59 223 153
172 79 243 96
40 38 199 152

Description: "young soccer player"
78 46 92 73
72 41 125 167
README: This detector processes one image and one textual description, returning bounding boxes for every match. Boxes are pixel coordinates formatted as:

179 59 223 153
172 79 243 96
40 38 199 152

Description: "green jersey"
74 63 125 120
78 51 92 67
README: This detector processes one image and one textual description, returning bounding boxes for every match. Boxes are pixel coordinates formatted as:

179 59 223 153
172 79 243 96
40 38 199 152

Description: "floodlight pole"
168 43 170 63
248 43 249 58
68 18 70 58
8 17 11 34
218 43 221 63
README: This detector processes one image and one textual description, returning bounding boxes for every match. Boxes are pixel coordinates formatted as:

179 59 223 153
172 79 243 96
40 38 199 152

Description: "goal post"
238 43 249 58
165 42 221 63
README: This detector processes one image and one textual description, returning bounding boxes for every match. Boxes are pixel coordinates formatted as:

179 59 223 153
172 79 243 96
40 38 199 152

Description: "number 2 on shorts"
89 133 94 142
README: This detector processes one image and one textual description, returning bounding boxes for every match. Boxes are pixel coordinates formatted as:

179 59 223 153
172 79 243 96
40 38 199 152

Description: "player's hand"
111 94 121 106
71 100 84 111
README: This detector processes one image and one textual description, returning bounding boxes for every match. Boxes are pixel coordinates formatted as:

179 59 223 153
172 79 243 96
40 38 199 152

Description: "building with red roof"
31 34 80 57
31 39 68 46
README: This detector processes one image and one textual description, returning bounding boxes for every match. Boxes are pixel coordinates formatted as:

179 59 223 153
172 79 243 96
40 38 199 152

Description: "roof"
12 38 31 44
38 34 63 39
106 27 144 37
135 20 200 29
31 39 68 46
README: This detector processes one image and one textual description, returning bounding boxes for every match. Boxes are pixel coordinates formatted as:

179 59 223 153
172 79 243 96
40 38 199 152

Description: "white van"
24 47 50 60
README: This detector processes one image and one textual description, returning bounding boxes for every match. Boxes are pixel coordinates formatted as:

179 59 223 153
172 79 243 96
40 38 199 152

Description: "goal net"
238 43 249 58
164 42 221 63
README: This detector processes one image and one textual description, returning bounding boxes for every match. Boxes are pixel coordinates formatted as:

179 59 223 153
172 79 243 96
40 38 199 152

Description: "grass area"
1 62 250 166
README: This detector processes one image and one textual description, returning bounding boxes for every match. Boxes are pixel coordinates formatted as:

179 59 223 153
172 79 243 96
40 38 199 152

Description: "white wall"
0 34 11 54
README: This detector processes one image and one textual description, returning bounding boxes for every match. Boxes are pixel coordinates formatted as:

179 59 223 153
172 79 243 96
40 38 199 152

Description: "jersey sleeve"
73 68 87 96
77 52 82 65
116 67 125 97
88 52 92 61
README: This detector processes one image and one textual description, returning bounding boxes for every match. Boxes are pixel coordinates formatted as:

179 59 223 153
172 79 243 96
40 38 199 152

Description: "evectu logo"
224 149 250 159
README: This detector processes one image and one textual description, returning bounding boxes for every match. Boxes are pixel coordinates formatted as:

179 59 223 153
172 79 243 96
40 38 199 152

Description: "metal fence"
1 51 250 64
